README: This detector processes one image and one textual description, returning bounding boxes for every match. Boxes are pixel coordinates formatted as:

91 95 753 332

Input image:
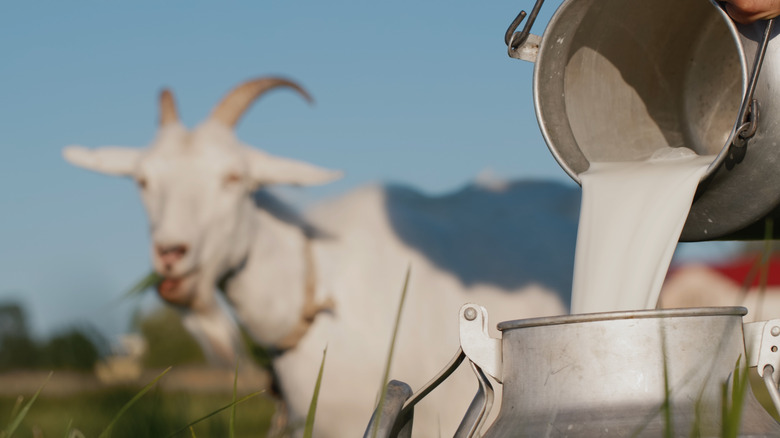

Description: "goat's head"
64 78 341 308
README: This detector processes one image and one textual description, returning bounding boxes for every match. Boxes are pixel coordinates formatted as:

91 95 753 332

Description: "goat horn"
159 89 179 126
210 77 313 128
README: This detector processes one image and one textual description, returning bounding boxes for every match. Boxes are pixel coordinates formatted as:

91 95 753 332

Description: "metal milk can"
365 305 780 437
506 0 780 240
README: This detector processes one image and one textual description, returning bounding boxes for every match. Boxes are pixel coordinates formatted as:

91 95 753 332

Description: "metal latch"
745 319 780 382
459 304 502 382
745 319 780 419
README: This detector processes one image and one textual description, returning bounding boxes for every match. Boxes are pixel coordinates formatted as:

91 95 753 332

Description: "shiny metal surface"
526 0 780 240
483 307 780 437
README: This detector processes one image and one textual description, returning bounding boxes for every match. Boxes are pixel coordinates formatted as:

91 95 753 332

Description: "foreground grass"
0 386 275 437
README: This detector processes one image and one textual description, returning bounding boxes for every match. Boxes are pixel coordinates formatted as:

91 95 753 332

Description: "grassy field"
0 372 277 438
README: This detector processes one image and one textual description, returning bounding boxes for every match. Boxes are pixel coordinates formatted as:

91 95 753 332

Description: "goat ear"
63 145 141 176
247 148 343 187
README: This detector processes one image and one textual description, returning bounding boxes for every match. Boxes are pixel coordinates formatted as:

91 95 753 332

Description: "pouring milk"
570 147 714 314
557 41 723 314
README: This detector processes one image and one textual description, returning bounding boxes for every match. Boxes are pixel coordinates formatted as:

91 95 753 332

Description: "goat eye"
136 177 148 190
223 172 242 187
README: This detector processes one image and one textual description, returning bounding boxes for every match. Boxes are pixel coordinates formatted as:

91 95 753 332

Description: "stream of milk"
570 147 714 314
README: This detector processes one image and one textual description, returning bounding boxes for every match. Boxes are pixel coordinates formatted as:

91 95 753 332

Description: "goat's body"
63 78 581 437
225 182 576 436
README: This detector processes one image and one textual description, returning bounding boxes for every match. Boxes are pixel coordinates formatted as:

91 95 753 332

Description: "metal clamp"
505 0 546 59
459 304 502 382
744 319 780 382
744 319 780 417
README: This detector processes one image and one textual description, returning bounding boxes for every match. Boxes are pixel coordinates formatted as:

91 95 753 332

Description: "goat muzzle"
156 244 189 272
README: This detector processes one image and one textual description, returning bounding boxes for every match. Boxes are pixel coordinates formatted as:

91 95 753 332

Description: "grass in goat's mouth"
124 271 164 299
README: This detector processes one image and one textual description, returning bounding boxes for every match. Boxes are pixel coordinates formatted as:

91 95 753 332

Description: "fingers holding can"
723 0 780 24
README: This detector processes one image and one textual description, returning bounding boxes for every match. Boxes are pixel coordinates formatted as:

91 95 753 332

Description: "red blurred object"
709 255 780 287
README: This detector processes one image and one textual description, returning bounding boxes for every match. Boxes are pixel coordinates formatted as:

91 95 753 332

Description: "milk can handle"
454 361 495 437
731 18 775 149
505 0 546 55
364 380 415 438
363 347 495 438
761 365 780 417
363 348 466 438
398 348 494 438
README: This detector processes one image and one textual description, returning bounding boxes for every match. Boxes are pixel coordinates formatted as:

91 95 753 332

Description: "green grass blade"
3 371 51 438
303 347 328 438
721 379 729 438
756 219 774 294
164 391 262 438
660 326 674 438
371 265 412 438
722 355 748 438
230 360 239 438
662 364 673 438
189 426 197 438
63 419 73 438
123 270 163 299
754 219 775 319
688 397 702 438
762 218 774 258
7 396 23 426
68 429 86 438
97 366 171 438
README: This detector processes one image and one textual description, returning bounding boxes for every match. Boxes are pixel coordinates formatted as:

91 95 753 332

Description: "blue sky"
0 1 737 340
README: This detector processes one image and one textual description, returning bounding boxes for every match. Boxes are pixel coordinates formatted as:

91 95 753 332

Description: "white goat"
63 77 574 436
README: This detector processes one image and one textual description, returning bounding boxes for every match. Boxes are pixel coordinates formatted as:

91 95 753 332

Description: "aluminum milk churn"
365 305 780 437
507 0 780 240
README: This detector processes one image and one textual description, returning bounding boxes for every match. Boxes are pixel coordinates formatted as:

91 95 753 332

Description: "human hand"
723 0 780 24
